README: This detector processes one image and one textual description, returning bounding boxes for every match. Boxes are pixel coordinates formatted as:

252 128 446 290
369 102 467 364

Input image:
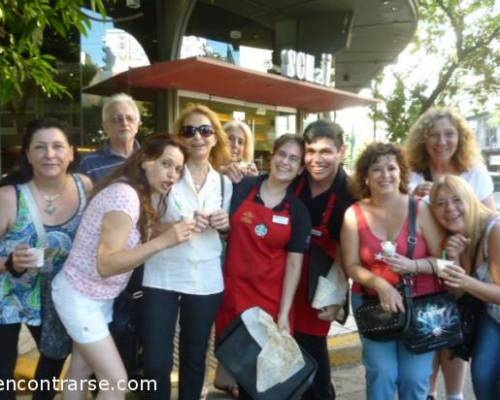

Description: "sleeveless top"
0 175 87 326
476 216 500 324
352 199 442 296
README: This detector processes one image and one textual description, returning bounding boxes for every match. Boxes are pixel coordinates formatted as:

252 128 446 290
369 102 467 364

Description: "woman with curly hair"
51 135 193 400
406 107 495 210
142 104 233 400
341 142 445 399
406 107 495 399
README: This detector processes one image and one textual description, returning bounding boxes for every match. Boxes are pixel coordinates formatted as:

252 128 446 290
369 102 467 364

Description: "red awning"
83 57 381 112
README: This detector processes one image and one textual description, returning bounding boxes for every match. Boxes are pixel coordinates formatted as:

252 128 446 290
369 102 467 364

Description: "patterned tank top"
0 175 87 325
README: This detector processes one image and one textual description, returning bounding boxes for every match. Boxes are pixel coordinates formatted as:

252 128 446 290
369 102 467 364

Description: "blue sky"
80 9 114 66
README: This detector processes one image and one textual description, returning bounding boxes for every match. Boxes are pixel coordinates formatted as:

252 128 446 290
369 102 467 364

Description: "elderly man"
79 93 141 182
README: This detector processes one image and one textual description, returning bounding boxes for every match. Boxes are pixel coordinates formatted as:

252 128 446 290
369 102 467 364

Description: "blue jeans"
471 312 500 399
352 293 434 400
142 288 223 400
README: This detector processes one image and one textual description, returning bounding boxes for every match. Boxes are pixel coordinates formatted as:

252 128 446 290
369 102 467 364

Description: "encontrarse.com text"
0 378 157 392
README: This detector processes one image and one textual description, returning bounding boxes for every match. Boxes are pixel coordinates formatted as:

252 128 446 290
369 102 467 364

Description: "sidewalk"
15 319 475 399
14 317 362 397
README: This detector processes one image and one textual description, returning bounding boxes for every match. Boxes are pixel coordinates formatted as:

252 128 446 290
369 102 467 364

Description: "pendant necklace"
40 192 62 215
34 180 66 215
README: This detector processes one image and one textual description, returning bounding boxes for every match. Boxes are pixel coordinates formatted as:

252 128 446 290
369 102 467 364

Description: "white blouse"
143 165 232 295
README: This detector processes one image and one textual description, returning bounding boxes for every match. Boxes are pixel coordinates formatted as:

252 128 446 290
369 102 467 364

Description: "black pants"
142 287 223 400
0 323 65 400
294 332 335 400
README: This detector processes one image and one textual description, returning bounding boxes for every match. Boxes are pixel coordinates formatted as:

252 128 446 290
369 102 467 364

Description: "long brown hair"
93 134 187 239
174 104 232 170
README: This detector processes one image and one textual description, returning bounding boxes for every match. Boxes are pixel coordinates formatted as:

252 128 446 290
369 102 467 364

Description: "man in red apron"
293 120 356 400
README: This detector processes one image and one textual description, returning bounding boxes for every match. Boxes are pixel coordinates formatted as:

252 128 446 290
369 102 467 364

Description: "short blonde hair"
406 107 482 173
174 104 231 170
223 120 254 162
429 175 496 264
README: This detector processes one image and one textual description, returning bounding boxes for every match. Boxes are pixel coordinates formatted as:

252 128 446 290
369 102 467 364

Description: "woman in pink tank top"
341 143 445 400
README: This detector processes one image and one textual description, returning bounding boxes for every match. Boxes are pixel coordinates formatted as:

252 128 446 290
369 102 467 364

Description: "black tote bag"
215 316 317 400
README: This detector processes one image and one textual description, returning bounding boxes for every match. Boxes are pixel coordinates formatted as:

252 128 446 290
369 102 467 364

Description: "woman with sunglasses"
215 134 311 400
142 104 232 400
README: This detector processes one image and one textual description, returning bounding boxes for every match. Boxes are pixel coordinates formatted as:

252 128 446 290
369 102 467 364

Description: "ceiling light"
230 30 242 40
126 0 141 8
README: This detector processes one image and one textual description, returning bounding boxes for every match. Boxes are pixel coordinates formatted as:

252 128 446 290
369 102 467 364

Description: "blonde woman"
220 120 259 183
430 176 500 399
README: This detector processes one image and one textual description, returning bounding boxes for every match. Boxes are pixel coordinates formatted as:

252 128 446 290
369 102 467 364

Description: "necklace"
33 180 67 215
40 192 62 215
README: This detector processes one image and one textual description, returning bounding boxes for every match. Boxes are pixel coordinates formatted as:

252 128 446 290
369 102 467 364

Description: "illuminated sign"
280 50 333 87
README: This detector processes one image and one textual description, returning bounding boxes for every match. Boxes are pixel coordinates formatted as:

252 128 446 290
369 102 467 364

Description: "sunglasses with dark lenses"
180 124 215 138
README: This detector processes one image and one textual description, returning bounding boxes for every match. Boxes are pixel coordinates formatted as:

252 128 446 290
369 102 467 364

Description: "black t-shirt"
294 167 357 243
230 175 311 253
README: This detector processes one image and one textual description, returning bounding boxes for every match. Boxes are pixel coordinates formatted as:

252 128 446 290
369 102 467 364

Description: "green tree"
372 0 500 142
0 0 107 104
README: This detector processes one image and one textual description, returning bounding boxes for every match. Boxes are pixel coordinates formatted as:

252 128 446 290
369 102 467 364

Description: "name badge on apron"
272 215 289 225
311 228 323 237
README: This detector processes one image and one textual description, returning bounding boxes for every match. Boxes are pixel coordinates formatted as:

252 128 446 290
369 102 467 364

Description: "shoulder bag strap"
402 196 417 295
406 195 417 258
19 183 48 247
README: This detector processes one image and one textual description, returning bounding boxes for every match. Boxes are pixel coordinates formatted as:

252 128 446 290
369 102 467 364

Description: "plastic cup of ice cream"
381 241 396 258
28 248 45 268
436 258 454 276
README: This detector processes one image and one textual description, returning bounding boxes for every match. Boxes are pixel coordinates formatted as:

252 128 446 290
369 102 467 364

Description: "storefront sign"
280 50 333 87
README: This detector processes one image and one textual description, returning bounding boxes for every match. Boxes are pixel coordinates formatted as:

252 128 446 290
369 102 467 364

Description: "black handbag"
110 265 144 377
354 196 417 341
215 316 317 400
354 285 412 341
403 289 463 354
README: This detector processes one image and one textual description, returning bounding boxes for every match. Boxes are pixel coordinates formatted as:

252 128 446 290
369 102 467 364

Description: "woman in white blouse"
142 104 232 400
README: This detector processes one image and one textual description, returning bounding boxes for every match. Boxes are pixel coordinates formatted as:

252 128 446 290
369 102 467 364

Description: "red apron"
215 185 293 337
294 178 337 336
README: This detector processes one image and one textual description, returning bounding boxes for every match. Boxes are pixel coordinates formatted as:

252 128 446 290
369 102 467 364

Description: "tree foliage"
372 0 500 142
0 0 107 104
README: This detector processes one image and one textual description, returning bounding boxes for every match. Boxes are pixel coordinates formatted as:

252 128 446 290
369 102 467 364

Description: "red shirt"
351 200 442 296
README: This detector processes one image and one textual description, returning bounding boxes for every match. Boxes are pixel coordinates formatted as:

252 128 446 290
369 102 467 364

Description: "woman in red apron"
215 134 311 399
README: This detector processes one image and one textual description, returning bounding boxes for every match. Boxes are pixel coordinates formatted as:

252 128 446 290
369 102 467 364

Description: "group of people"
0 93 498 400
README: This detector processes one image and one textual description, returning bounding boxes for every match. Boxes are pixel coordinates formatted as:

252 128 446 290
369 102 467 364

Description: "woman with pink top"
51 135 194 400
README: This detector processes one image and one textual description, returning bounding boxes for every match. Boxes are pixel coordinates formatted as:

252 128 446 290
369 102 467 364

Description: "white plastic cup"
28 248 45 268
381 241 396 258
436 259 454 277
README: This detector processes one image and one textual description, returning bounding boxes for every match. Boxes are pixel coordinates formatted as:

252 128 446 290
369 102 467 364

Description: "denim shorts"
52 272 113 344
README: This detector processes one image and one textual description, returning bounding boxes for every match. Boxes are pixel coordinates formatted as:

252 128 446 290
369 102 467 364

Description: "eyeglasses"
180 124 215 138
109 114 139 124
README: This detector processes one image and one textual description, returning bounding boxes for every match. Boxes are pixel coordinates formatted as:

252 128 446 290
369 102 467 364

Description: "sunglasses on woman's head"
180 124 215 138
